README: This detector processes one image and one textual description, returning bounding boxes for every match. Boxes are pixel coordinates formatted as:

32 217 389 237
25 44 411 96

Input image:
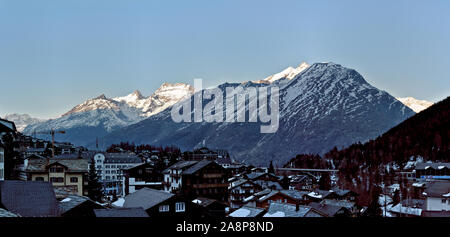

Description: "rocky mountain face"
99 62 415 166
23 83 194 146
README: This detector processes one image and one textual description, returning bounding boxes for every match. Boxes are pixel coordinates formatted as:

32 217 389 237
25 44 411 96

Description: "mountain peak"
94 94 107 100
396 97 433 113
132 90 143 98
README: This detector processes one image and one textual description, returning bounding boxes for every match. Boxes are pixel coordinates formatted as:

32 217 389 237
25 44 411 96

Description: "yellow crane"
33 129 66 158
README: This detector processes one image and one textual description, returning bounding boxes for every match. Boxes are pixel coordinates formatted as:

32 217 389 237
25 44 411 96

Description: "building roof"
308 202 345 217
415 162 450 170
321 199 356 209
123 188 174 210
26 158 88 173
164 160 198 173
424 181 450 198
229 205 266 217
263 203 320 217
0 181 59 217
182 159 216 175
58 195 97 214
280 190 310 200
245 172 266 180
0 118 16 132
254 180 282 190
192 197 222 208
94 208 149 217
0 208 19 217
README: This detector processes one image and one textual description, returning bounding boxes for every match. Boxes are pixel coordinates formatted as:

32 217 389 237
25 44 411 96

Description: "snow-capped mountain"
100 62 415 165
254 62 310 84
23 83 194 145
396 97 433 113
2 114 46 132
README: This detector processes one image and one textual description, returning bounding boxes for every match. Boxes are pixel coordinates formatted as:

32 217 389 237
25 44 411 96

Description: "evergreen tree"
268 161 275 174
87 160 104 202
318 172 331 190
366 186 382 216
280 175 290 189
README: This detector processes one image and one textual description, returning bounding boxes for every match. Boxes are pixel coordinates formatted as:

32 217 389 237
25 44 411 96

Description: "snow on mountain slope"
23 83 193 145
396 97 433 113
100 62 415 166
2 114 46 132
254 62 310 84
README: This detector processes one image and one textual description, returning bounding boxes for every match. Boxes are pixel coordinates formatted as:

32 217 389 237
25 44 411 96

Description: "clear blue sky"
1 0 449 118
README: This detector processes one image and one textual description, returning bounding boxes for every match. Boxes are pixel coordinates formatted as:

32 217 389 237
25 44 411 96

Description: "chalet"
123 187 190 217
423 181 450 211
58 195 105 217
163 160 198 193
263 202 326 217
229 179 262 209
94 208 149 217
0 180 59 217
25 157 89 197
229 205 266 217
122 163 163 195
289 174 315 191
415 163 450 180
181 159 229 202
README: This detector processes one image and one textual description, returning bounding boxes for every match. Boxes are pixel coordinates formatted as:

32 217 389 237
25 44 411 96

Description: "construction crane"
33 129 66 158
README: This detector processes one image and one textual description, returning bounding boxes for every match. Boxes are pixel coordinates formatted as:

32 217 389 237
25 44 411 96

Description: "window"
442 199 447 204
50 177 64 183
35 177 44 181
159 205 169 212
175 202 185 212
70 177 78 183
50 167 64 173
0 169 4 180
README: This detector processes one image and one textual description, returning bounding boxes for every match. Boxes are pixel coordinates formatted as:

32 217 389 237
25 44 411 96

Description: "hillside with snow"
100 62 415 165
23 83 194 145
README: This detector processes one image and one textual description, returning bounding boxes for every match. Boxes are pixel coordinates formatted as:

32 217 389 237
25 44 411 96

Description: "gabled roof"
280 190 310 200
229 205 266 217
164 160 198 172
123 188 174 210
94 208 149 217
0 118 16 132
58 195 101 214
26 158 88 173
0 181 59 217
263 203 323 217
308 202 346 217
182 159 218 175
